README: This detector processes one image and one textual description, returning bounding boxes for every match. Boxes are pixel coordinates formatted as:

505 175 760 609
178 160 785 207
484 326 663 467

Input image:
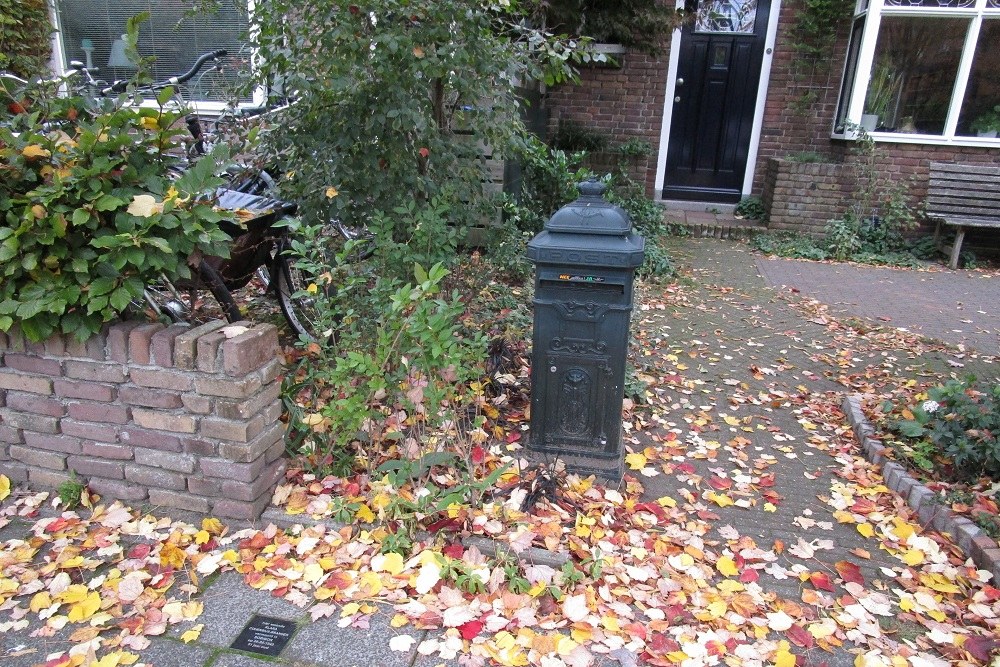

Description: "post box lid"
544 180 631 235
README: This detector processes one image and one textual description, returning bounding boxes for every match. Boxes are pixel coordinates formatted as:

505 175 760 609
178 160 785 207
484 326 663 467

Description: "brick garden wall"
0 320 285 519
762 159 851 237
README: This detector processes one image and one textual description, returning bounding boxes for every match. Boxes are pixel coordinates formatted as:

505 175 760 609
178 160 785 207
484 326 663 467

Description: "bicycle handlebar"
104 49 228 95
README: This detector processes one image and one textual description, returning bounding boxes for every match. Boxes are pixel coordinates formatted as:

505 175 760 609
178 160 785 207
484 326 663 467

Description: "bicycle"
52 52 330 341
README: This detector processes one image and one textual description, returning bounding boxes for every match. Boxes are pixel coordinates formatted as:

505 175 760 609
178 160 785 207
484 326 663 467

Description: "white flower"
922 400 940 413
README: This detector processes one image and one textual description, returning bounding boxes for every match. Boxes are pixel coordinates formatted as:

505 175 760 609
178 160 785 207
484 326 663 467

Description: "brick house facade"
542 1 1000 239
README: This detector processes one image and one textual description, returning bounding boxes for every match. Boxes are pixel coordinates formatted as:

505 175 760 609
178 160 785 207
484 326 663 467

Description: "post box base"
524 449 623 483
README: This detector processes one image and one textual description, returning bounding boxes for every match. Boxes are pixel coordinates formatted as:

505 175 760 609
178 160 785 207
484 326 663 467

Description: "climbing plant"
0 0 52 79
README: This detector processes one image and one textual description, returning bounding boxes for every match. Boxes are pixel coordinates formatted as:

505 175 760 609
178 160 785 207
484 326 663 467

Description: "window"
51 1 253 108
833 0 1000 144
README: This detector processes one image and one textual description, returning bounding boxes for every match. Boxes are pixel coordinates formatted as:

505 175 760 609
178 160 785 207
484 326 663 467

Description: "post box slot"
538 279 624 295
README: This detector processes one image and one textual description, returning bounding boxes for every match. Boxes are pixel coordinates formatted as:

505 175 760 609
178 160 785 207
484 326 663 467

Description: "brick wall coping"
0 319 286 520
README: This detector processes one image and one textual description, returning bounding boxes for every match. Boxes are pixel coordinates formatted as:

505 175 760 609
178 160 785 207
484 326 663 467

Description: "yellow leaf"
0 474 9 501
140 116 159 130
357 571 383 596
159 543 187 569
57 584 91 604
892 519 915 542
202 517 224 535
706 599 727 618
390 613 409 628
180 624 204 643
716 556 739 577
857 523 875 538
194 530 211 545
707 492 734 507
372 552 405 575
723 415 741 426
325 186 338 198
625 452 647 470
30 591 53 612
302 562 323 584
356 504 375 523
67 591 101 622
774 641 796 667
570 626 593 643
901 549 925 566
31 204 46 219
340 602 361 617
657 495 676 508
600 615 620 633
22 144 51 159
764 502 777 513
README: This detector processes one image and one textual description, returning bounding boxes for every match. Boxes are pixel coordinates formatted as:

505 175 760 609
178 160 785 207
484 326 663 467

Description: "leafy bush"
891 377 1000 481
551 120 607 153
0 82 233 341
286 262 486 471
751 231 829 260
734 195 766 221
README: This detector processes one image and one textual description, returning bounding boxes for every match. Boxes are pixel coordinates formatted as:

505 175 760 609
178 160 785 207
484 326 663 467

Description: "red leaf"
709 476 732 490
458 620 483 640
963 636 1000 662
834 560 865 586
442 543 464 559
809 571 835 592
127 543 152 560
471 445 485 465
786 623 814 649
419 147 430 158
739 567 759 584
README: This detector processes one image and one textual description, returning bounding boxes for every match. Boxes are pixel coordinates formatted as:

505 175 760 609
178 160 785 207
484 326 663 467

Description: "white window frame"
833 0 1000 146
46 0 266 114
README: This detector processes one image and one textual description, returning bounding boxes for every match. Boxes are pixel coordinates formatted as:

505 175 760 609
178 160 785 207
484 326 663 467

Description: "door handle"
677 78 684 86
674 96 681 103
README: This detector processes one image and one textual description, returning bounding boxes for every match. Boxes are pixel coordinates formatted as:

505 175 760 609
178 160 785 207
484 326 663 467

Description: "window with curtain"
53 0 251 105
833 0 1000 143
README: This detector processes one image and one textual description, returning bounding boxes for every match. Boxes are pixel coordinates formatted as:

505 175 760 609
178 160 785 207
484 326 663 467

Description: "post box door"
537 352 616 457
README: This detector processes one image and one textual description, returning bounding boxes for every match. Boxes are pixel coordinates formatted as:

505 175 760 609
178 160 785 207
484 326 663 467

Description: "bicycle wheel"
142 260 242 325
273 253 329 341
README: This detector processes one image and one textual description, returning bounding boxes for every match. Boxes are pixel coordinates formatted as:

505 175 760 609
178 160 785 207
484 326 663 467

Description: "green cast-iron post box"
525 180 645 479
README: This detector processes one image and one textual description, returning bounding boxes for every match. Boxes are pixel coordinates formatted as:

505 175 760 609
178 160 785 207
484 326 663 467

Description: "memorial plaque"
230 615 296 656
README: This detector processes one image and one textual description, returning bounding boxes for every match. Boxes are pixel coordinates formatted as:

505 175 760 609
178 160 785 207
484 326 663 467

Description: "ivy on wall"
785 0 854 115
787 0 854 62
0 0 52 79
531 0 685 54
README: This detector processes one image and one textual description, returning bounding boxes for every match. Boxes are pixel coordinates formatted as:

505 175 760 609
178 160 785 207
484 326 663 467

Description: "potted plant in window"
970 105 1000 138
862 61 901 131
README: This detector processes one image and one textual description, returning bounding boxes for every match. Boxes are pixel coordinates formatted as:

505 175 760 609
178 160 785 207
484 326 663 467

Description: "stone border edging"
842 394 1000 582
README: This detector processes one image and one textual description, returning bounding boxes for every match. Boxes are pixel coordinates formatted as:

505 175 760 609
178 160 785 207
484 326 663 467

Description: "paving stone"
175 571 304 647
213 652 288 667
282 606 416 667
135 637 214 667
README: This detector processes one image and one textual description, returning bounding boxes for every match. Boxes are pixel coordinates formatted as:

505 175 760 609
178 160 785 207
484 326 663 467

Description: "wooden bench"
928 162 1000 269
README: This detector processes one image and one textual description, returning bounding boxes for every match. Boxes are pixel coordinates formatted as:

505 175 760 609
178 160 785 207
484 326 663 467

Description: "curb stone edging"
842 394 1000 582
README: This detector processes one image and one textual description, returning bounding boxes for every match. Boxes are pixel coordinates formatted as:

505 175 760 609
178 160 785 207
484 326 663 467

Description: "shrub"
891 377 1000 482
734 195 766 221
0 81 233 342
751 231 828 260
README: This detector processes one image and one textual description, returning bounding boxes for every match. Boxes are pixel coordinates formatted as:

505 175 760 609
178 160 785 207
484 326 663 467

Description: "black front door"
662 0 770 203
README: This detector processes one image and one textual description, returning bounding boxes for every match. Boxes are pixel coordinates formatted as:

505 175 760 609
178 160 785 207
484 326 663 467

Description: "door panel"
663 0 770 202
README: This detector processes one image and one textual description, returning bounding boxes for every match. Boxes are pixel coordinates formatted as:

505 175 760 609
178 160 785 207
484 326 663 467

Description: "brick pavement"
754 256 1000 356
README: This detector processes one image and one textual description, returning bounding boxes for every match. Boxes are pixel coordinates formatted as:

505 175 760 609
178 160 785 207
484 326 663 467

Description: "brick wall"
762 159 851 237
544 54 668 197
0 320 285 519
